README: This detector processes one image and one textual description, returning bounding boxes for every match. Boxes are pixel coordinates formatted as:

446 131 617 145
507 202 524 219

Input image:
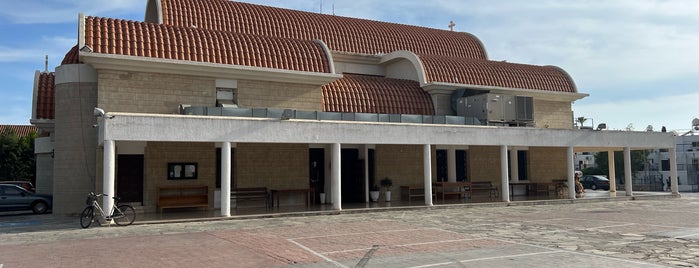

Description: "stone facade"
534 99 574 129
237 80 322 111
374 144 424 187
53 81 98 214
98 70 215 114
528 147 568 182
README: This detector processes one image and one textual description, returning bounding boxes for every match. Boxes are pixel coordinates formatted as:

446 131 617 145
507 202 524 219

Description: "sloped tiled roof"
322 74 434 115
83 16 332 73
155 0 488 59
419 55 577 93
0 125 37 137
35 72 55 120
61 45 81 65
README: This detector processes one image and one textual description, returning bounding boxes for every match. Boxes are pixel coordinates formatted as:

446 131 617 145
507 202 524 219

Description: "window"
661 159 670 171
216 79 238 107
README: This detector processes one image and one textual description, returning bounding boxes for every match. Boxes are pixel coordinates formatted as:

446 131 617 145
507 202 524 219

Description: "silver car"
0 184 52 214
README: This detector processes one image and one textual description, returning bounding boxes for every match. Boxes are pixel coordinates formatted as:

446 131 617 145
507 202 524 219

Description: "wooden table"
270 188 316 207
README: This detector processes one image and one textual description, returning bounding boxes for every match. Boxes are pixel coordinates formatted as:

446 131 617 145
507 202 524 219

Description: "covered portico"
97 112 678 216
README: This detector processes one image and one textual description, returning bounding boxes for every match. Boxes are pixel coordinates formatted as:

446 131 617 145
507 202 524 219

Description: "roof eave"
423 82 588 102
79 52 343 86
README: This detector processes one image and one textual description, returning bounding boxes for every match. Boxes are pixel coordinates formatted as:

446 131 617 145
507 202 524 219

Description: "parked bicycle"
80 192 136 228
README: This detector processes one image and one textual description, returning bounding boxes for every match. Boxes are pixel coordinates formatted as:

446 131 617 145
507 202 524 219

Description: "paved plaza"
2 193 699 267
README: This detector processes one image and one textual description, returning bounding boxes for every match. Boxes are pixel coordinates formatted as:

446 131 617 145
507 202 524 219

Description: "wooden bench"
469 182 498 198
231 187 269 207
401 185 427 201
433 182 471 201
157 185 209 213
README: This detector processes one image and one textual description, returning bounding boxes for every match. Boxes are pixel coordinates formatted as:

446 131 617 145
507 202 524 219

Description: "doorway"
341 149 364 203
309 148 325 202
116 155 144 204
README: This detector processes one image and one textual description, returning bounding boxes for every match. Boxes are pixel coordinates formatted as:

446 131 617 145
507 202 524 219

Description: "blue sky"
1 0 697 131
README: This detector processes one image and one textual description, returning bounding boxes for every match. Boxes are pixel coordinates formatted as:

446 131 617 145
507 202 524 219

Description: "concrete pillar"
423 144 433 206
447 147 456 182
500 145 510 202
221 142 231 217
103 139 115 217
332 143 342 210
607 150 617 197
669 147 679 194
624 147 633 196
510 148 519 182
567 146 576 199
364 145 370 203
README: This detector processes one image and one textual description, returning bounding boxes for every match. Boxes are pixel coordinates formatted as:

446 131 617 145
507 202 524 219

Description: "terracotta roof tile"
157 0 487 59
322 74 434 115
420 55 577 93
35 72 55 120
61 45 81 65
83 16 331 73
0 125 37 137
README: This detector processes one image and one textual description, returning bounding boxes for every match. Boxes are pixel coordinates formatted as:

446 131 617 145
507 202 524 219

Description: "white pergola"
98 112 678 216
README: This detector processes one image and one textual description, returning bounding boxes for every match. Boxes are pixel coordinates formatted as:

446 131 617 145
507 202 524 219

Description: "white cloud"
574 92 699 132
0 0 144 24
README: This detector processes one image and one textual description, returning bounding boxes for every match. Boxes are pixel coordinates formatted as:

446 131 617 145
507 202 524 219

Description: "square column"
103 139 115 217
220 142 231 217
624 147 633 196
500 145 510 202
423 144 433 206
447 147 456 182
669 147 679 194
607 150 617 197
364 145 370 203
332 143 342 210
510 148 519 183
567 146 576 199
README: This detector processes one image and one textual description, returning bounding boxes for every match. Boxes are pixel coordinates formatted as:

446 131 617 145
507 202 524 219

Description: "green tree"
584 150 649 184
0 128 36 183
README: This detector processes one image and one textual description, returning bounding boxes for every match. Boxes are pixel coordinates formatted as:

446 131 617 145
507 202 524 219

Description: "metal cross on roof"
448 21 455 31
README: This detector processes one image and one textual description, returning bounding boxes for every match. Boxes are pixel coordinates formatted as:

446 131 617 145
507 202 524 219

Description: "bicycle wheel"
113 204 136 226
80 206 94 228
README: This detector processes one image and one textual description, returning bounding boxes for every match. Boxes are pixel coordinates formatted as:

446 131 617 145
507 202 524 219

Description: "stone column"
221 142 231 217
501 145 510 202
510 148 519 182
669 147 679 194
624 147 633 196
567 146 576 199
424 144 433 206
332 143 342 210
608 150 617 197
447 147 456 182
364 145 370 203
103 139 115 217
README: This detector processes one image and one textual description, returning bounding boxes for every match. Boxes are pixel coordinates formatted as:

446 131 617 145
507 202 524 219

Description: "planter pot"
385 191 391 202
370 191 380 202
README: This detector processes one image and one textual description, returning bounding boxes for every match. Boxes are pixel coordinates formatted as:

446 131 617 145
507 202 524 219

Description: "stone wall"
144 142 216 212
534 100 573 129
237 80 322 111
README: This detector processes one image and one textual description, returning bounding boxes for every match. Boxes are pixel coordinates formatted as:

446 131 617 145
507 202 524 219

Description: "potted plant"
370 184 380 202
380 177 393 202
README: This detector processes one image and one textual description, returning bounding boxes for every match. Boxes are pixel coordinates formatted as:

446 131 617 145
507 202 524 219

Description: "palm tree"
576 117 587 129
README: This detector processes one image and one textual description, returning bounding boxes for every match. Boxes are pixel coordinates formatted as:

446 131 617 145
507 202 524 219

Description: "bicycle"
80 192 136 228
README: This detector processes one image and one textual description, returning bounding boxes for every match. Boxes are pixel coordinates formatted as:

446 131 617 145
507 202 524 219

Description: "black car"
0 184 53 214
579 175 610 190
